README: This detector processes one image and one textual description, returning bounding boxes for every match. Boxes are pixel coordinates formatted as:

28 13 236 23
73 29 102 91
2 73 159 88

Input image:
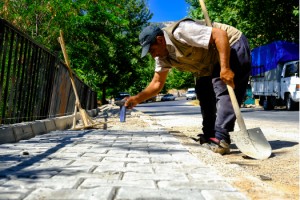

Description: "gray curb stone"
13 123 35 142
0 127 15 143
0 108 99 144
41 119 57 132
31 121 47 135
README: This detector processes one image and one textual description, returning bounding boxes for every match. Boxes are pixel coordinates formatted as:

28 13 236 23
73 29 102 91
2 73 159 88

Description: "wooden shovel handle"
198 0 212 27
226 85 247 132
198 0 247 132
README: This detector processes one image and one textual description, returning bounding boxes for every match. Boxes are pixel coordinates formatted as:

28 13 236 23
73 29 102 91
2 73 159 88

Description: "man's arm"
210 27 235 88
125 70 169 109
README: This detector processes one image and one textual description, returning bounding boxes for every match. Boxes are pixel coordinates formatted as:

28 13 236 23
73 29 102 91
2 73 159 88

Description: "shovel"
198 0 272 159
227 85 272 159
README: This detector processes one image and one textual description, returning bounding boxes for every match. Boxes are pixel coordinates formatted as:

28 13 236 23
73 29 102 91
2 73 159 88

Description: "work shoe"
191 134 209 144
202 138 230 155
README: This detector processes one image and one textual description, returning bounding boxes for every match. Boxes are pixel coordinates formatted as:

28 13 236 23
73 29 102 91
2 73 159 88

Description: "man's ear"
156 36 165 44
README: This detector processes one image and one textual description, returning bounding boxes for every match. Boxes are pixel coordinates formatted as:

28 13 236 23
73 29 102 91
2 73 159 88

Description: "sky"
148 0 190 22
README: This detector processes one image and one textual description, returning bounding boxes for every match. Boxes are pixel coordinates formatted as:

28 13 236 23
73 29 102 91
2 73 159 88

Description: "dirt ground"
104 105 299 200
168 127 299 200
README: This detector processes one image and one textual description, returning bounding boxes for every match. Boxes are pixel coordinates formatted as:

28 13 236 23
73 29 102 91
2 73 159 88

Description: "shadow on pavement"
0 130 94 179
0 129 188 180
268 140 298 150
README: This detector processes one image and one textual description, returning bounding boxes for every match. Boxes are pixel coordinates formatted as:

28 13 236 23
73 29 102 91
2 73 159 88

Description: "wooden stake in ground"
58 30 101 130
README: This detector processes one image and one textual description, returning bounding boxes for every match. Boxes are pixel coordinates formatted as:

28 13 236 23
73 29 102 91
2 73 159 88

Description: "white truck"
186 88 197 100
250 41 299 110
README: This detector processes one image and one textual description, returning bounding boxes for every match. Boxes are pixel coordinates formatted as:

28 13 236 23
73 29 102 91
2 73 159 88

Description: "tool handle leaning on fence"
58 31 81 107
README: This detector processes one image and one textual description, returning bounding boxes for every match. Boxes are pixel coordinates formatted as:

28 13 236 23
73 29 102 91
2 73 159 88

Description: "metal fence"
0 19 97 125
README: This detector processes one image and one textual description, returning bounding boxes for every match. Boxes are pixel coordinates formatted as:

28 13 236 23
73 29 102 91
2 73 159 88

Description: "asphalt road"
136 97 299 125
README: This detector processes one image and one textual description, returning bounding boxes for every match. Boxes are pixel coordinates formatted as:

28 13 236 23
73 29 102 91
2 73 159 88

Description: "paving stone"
1 177 80 189
127 162 187 173
82 153 126 160
23 188 114 200
116 188 205 200
105 148 131 154
0 166 60 179
91 163 126 173
54 171 122 180
0 187 30 200
38 159 72 167
101 156 150 164
51 152 83 158
148 154 177 163
0 108 249 199
122 171 189 181
80 179 156 189
56 164 94 174
127 147 150 153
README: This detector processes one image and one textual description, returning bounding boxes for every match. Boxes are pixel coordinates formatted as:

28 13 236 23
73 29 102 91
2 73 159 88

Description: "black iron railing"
0 19 97 125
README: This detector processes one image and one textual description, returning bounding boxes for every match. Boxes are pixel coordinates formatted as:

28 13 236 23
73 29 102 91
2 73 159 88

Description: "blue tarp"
251 41 299 76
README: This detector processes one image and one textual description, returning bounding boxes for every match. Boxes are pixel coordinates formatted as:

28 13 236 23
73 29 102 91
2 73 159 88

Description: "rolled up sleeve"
173 21 212 49
154 57 172 73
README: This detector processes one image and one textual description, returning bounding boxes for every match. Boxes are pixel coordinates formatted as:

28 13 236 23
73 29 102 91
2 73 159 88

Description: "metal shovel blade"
230 127 272 160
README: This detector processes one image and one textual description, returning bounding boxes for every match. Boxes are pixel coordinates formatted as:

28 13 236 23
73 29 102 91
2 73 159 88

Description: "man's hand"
220 68 235 89
124 96 139 109
125 71 168 109
211 28 235 88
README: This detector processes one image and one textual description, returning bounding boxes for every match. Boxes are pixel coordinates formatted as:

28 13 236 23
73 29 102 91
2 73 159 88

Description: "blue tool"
119 105 126 122
115 100 127 122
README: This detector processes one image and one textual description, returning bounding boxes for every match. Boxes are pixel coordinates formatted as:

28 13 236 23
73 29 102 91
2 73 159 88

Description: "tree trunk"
3 0 9 18
101 84 108 105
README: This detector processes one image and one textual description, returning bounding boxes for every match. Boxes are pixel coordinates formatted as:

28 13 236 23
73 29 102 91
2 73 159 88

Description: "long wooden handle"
58 30 81 108
198 0 212 27
226 85 247 131
198 0 247 132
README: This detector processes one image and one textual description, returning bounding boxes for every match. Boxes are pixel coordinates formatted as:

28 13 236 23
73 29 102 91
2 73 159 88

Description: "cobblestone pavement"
0 106 248 200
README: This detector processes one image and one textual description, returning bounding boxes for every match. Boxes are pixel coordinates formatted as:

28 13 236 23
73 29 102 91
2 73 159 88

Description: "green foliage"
1 0 152 103
0 0 78 50
186 0 299 48
166 69 195 90
65 0 152 102
130 54 156 94
2 0 298 104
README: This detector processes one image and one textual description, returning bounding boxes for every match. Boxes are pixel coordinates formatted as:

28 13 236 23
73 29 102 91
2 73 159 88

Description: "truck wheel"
263 98 274 110
286 94 297 111
259 97 265 106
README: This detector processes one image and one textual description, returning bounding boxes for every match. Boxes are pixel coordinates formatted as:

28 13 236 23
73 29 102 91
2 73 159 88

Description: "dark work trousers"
195 34 251 144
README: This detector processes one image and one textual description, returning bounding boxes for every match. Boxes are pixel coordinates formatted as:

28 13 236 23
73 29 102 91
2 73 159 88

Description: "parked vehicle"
186 88 197 100
144 96 157 103
161 94 176 101
250 41 299 110
115 92 130 101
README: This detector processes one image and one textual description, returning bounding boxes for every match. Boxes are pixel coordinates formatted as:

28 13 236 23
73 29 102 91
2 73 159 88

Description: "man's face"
148 36 168 58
